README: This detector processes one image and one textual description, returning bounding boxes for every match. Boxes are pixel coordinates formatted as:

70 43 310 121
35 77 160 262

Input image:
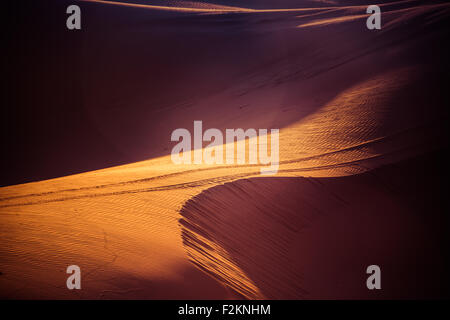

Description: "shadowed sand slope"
1 0 449 298
180 151 450 299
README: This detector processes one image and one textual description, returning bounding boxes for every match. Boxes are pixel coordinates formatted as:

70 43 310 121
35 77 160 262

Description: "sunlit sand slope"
1 1 449 298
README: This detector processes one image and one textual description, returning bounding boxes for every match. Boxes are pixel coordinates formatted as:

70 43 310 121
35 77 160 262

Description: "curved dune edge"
1 67 445 206
1 2 449 298
179 151 450 299
177 67 447 299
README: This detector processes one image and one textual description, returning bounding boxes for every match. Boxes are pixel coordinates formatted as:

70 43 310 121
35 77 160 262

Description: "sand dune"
1 0 449 298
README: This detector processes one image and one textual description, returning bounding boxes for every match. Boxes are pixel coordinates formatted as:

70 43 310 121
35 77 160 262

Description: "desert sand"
1 0 449 299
